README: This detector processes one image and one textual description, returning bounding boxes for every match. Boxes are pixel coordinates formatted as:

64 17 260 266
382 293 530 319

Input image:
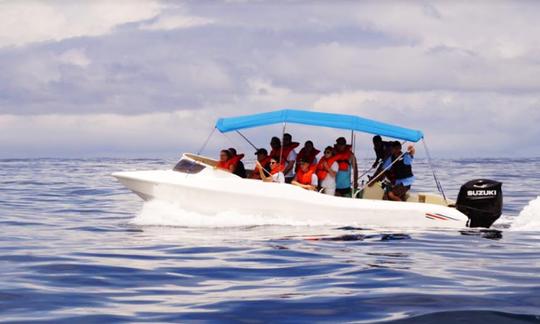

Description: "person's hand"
323 161 329 170
407 145 415 155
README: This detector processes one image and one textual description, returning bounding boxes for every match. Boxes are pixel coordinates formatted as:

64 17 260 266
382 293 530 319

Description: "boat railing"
184 153 219 167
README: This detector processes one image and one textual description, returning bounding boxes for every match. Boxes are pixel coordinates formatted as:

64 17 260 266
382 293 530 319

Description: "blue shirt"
336 169 351 189
383 153 415 187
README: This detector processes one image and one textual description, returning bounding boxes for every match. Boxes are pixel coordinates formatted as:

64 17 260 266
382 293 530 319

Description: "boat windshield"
173 159 205 174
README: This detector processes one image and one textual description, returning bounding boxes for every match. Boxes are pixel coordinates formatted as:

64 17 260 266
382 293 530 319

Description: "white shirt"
321 161 338 189
284 149 297 178
309 174 318 187
272 172 285 183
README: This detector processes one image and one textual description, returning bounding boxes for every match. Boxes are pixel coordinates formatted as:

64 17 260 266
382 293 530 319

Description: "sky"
1 0 539 158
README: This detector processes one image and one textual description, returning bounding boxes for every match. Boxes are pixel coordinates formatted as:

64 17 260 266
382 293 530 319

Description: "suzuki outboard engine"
456 179 503 228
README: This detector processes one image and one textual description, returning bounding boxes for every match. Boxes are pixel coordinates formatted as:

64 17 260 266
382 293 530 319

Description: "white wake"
132 197 540 231
132 200 336 228
511 196 540 231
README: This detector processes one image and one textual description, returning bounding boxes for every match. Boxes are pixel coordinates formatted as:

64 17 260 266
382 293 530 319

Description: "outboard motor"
456 179 503 228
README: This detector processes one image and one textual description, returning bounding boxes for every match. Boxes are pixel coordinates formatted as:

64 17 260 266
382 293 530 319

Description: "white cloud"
0 0 162 48
1 1 540 157
59 49 90 67
351 2 540 60
0 110 225 157
141 13 213 30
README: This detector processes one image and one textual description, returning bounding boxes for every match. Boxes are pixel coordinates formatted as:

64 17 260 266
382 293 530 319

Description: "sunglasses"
324 151 331 154
270 161 277 165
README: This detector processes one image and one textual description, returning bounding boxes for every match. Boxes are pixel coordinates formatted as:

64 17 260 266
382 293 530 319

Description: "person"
316 146 339 195
216 149 233 170
256 158 285 183
269 136 282 161
295 140 320 171
333 137 358 197
216 148 245 176
269 134 298 183
368 135 392 186
385 141 416 201
372 135 392 169
281 133 299 183
228 148 246 178
292 158 318 191
251 148 271 179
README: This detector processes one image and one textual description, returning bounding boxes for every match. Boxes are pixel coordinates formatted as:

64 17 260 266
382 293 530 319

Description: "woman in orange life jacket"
256 158 285 183
316 146 339 195
228 148 246 178
216 148 245 176
216 149 232 169
251 148 272 179
292 158 318 191
295 140 320 172
334 137 359 197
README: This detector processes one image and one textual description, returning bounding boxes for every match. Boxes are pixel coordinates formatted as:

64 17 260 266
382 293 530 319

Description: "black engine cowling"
456 179 503 228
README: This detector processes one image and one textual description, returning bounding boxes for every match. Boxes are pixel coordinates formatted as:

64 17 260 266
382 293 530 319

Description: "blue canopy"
215 109 424 142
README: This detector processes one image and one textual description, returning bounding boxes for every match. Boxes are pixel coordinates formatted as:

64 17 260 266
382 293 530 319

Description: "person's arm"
291 175 307 188
372 156 380 169
283 150 297 175
407 145 415 158
283 161 294 175
257 161 273 182
292 175 315 190
324 161 337 177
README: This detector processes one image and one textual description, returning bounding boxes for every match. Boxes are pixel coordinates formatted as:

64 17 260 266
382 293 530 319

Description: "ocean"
1 157 540 323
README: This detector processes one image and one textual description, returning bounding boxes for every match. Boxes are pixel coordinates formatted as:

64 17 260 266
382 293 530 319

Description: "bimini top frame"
215 109 424 143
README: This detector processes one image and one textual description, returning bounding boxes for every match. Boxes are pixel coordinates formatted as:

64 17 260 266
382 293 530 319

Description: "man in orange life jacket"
251 148 271 179
292 158 318 191
334 137 358 197
228 148 246 178
281 133 299 183
296 140 320 172
269 134 299 184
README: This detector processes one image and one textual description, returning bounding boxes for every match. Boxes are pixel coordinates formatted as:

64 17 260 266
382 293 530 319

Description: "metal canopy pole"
197 127 217 155
279 122 286 164
235 130 258 151
422 138 448 204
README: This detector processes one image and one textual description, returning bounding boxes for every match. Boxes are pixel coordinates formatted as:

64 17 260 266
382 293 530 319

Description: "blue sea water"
1 157 540 323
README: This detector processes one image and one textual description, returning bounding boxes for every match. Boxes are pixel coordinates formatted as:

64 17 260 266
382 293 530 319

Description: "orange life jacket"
251 156 272 179
295 165 317 185
270 164 284 175
295 147 320 171
316 156 339 181
270 142 299 165
217 154 244 171
334 146 352 171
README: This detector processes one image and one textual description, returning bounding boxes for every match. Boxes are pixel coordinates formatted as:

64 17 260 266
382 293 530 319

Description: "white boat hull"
113 156 469 229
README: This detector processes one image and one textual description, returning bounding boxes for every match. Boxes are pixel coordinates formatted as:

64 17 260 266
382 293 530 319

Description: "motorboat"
113 109 503 229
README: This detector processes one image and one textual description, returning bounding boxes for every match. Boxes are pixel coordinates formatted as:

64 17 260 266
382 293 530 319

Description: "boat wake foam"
511 196 540 231
132 197 540 230
132 200 338 228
